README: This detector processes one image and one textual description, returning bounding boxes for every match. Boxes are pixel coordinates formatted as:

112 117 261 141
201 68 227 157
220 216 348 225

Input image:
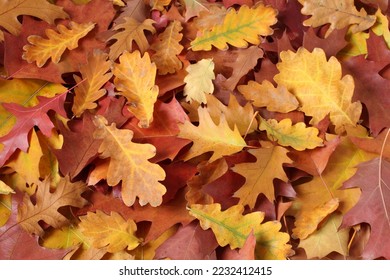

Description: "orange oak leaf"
0 0 68 41
72 50 113 117
178 107 247 162
113 50 159 128
107 17 156 60
93 115 166 207
22 21 95 67
232 142 292 207
17 177 88 236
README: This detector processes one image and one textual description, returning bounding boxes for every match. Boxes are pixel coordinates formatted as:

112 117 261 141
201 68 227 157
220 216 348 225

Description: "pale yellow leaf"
183 58 215 104
0 181 14 195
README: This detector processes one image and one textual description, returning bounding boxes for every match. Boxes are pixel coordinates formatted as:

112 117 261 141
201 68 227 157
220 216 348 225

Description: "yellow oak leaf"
150 0 171 11
190 4 277 51
17 176 88 236
151 20 184 75
0 79 66 138
292 198 339 239
189 203 292 259
113 50 159 128
299 213 350 259
298 0 376 37
0 181 14 195
22 21 95 67
206 94 258 136
232 142 292 207
338 29 369 59
93 115 166 207
183 58 215 104
178 107 247 162
107 17 156 60
238 80 299 113
274 47 362 134
259 116 324 151
72 50 113 117
79 210 141 253
0 0 68 41
42 224 90 250
372 9 390 49
289 137 376 239
5 129 43 186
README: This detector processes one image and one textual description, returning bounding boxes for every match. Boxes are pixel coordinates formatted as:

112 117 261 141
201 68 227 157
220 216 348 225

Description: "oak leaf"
0 93 67 167
79 210 140 253
274 47 362 134
151 20 184 75
206 94 258 136
189 203 292 259
372 10 390 49
0 0 68 41
259 116 324 151
93 115 166 207
107 17 156 60
193 5 227 32
183 0 210 21
298 0 376 37
238 80 299 113
0 79 66 138
22 21 96 67
299 213 350 259
17 177 88 236
72 50 113 117
190 4 277 51
178 107 247 162
183 58 215 104
341 157 390 259
290 137 376 244
113 50 159 128
0 181 14 195
232 142 292 207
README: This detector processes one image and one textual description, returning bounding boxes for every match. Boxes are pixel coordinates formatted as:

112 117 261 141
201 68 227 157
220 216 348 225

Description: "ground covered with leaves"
0 0 389 260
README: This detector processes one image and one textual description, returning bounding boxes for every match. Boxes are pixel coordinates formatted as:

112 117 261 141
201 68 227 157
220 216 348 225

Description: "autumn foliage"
0 0 389 260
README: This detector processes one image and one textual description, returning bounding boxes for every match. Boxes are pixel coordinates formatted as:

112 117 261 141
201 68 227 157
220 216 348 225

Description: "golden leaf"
206 94 258 136
150 0 171 11
17 177 88 236
372 9 390 49
299 213 350 259
189 203 292 259
72 50 113 117
190 4 277 51
238 80 299 113
0 0 68 41
93 115 166 207
298 0 376 37
107 17 156 60
113 50 159 128
232 142 292 207
178 107 246 162
274 47 362 134
22 21 95 67
0 181 14 195
79 210 141 253
151 20 184 75
259 116 324 151
183 58 215 104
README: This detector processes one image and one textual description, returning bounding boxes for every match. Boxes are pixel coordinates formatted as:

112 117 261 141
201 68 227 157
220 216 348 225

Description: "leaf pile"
0 0 389 260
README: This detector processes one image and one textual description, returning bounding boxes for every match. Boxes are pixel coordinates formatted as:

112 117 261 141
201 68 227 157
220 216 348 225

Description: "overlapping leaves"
0 0 389 261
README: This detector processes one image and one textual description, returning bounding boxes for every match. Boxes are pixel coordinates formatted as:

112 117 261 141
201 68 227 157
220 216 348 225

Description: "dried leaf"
178 107 247 162
79 210 140 253
93 115 166 207
183 58 215 104
22 21 95 67
191 4 277 51
113 50 159 128
17 177 88 236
